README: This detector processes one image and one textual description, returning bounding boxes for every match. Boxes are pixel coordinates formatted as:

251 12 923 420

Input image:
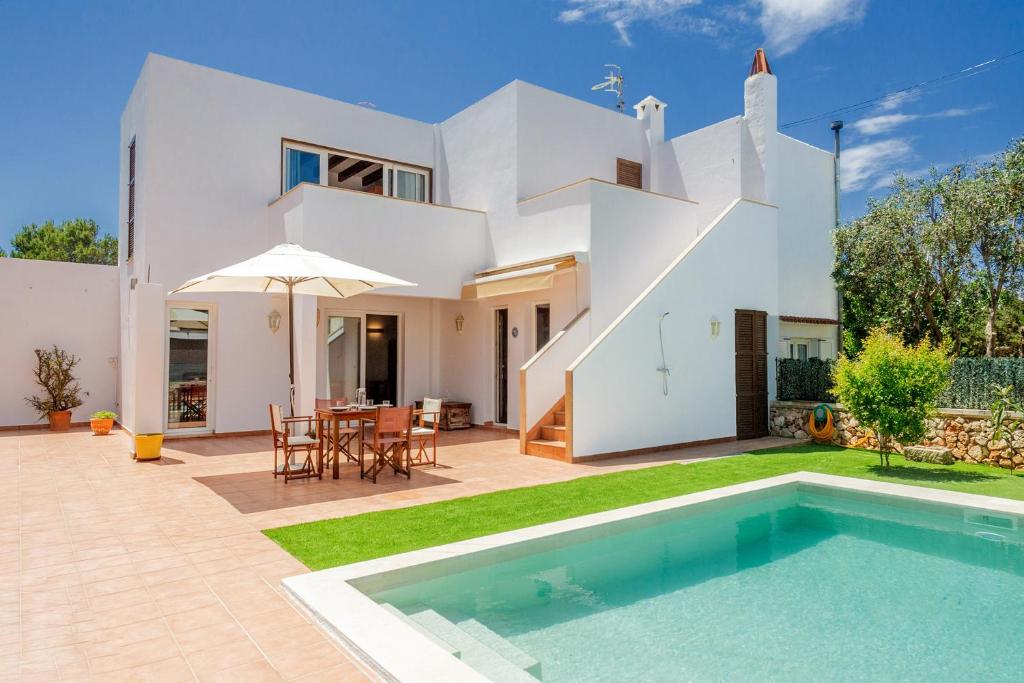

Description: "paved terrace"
2 427 787 681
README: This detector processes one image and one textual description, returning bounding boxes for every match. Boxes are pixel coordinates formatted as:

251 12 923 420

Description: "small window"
284 148 321 191
127 137 136 261
393 167 428 202
535 304 551 352
616 158 642 189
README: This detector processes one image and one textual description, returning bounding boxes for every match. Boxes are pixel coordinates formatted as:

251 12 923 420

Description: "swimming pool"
283 473 1024 682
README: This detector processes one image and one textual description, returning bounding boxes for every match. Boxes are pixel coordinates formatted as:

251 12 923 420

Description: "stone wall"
770 400 1024 470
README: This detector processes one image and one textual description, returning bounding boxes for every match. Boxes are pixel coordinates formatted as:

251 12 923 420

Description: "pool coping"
280 472 1024 682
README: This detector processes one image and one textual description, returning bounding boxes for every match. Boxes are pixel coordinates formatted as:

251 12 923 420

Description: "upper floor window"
127 137 136 261
285 148 321 191
281 141 431 202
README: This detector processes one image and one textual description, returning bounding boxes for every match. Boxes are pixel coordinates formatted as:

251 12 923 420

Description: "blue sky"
1 0 1022 246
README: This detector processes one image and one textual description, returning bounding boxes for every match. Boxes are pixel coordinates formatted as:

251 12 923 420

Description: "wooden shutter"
127 138 136 261
616 158 642 189
735 309 768 439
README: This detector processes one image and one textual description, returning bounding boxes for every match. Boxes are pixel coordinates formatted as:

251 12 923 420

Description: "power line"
781 47 1024 130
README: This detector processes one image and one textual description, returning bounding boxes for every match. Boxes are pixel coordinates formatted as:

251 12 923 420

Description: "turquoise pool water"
363 484 1024 681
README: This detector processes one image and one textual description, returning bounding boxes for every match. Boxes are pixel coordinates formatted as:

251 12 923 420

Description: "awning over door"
461 253 577 300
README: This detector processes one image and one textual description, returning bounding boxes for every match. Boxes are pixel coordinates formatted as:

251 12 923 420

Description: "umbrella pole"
288 282 296 417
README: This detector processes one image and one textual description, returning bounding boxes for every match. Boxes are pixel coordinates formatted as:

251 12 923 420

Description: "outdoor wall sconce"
268 309 282 334
455 314 465 335
710 316 721 339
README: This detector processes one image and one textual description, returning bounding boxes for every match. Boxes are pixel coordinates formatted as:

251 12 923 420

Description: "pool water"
363 485 1024 681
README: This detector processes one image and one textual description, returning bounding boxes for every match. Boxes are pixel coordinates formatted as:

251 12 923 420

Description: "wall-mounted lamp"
710 316 721 339
268 309 282 334
455 314 465 335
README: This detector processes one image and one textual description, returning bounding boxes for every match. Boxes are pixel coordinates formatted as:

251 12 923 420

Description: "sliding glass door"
167 307 211 430
326 312 400 405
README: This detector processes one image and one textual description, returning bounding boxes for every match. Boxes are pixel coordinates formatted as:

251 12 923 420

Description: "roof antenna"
592 64 624 112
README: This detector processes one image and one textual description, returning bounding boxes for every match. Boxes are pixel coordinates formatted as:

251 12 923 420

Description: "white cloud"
556 0 865 50
757 0 867 56
851 106 988 137
841 139 912 191
852 113 918 136
556 0 704 46
876 91 920 111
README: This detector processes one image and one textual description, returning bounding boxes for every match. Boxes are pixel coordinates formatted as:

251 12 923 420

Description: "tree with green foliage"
834 138 1024 357
2 218 117 265
832 329 950 467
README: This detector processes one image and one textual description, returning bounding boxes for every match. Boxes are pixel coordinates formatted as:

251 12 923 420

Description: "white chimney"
634 95 666 142
743 49 778 203
634 95 667 191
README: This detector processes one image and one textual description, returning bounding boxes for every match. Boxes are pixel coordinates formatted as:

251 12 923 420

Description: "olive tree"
833 329 950 467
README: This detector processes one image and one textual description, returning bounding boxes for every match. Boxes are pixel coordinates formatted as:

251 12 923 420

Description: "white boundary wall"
0 258 120 427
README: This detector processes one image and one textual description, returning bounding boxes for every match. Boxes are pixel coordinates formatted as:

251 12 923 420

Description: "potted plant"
134 433 164 461
25 346 85 431
90 411 117 436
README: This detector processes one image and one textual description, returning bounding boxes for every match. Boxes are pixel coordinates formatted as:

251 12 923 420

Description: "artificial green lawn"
263 443 1024 570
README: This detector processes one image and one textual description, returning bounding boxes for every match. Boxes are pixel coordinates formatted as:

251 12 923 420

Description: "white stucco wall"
570 200 779 457
0 259 120 428
776 134 838 322
270 183 489 299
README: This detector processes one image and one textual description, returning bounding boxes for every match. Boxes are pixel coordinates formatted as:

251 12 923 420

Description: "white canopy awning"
461 253 577 300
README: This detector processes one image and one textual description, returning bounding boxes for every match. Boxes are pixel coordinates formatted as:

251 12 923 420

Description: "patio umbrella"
169 242 415 413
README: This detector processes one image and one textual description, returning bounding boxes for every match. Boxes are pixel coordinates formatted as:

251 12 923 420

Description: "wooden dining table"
315 407 375 480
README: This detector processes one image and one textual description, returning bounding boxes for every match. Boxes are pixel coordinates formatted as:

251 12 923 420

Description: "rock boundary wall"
770 400 1024 470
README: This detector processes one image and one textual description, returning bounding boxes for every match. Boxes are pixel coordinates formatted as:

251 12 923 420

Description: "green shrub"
91 410 117 420
776 358 835 401
833 329 950 466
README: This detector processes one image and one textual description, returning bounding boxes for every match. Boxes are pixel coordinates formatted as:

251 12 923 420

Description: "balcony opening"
282 141 430 202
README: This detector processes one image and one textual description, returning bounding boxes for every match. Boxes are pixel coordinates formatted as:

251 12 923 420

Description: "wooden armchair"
410 397 441 467
360 406 412 483
269 404 321 482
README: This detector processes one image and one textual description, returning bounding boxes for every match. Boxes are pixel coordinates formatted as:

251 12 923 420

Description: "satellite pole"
592 64 624 111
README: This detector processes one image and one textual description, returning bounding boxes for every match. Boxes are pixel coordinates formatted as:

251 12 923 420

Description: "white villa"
3 49 838 462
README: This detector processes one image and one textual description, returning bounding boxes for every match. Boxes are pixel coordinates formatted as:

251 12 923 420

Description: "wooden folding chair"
360 406 412 483
269 404 321 482
410 397 441 467
315 398 358 472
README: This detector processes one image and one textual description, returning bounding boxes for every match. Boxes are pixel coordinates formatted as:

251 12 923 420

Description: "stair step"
553 411 566 426
540 424 565 441
455 617 541 679
408 609 539 682
527 439 567 460
380 604 461 658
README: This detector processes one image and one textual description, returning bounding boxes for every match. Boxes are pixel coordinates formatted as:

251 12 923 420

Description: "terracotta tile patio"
1 426 789 681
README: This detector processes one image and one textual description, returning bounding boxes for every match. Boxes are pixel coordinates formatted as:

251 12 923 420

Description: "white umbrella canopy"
170 242 415 297
169 242 416 413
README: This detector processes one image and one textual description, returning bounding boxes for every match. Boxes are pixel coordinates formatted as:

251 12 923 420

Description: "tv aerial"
592 64 624 111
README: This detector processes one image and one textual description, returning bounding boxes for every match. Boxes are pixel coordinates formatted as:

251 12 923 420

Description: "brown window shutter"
127 139 136 260
616 158 642 189
734 310 768 440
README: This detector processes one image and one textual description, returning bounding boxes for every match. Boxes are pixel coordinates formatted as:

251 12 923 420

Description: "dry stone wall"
770 400 1024 470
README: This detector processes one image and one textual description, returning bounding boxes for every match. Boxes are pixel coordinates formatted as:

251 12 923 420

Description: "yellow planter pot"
135 433 163 461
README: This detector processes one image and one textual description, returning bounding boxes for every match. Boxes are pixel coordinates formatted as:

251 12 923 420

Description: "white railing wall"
519 308 591 450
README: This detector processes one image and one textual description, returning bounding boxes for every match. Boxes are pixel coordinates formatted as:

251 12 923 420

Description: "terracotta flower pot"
90 418 114 435
48 411 72 431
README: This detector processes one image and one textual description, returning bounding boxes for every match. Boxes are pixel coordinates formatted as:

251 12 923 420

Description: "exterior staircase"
525 398 568 461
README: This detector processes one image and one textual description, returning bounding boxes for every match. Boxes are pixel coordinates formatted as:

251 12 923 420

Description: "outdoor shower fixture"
657 312 671 396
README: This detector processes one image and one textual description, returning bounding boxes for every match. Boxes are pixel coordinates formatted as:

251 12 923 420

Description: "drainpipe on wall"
830 120 844 356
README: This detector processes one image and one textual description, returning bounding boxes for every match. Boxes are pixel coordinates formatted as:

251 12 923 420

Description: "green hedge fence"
776 357 1024 409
